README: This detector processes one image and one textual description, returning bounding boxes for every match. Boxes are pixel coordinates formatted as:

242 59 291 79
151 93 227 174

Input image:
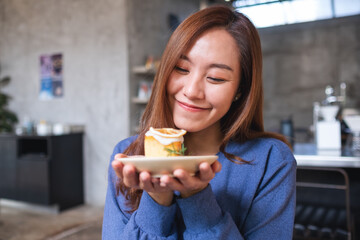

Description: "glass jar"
352 131 360 156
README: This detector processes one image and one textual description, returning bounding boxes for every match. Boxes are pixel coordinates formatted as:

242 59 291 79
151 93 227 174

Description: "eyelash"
174 66 189 73
207 77 225 83
174 66 226 83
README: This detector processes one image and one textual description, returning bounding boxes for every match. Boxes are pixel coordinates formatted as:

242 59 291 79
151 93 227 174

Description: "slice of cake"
145 127 187 157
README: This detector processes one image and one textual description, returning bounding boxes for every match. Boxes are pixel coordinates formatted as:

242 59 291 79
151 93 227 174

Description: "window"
233 0 360 28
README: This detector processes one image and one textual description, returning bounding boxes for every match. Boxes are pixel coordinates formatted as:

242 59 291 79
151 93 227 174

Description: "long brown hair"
118 5 288 212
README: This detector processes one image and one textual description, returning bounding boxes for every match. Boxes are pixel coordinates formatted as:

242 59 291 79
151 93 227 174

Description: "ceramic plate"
116 155 218 177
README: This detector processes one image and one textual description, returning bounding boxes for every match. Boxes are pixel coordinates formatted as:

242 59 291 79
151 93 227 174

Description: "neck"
184 123 223 156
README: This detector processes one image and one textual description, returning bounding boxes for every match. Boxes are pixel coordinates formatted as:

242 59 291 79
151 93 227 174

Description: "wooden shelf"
132 97 149 104
130 65 155 135
132 66 156 75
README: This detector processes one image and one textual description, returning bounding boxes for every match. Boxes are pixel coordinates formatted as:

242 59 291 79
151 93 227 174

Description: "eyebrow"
209 63 233 71
179 55 234 72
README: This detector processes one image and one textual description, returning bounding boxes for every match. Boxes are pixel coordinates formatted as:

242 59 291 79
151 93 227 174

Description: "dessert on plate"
144 127 187 157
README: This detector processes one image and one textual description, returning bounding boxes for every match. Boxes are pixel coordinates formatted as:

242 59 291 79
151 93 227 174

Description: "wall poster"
39 53 63 100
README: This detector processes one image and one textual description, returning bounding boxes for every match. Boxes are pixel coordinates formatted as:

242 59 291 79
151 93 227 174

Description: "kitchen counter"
294 143 360 168
293 143 360 238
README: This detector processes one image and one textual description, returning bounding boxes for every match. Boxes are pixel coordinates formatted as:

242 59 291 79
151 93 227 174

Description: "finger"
212 160 222 173
159 174 174 187
160 174 184 191
152 177 172 192
123 164 139 187
151 177 162 188
173 169 194 186
111 160 124 179
152 177 161 185
139 172 154 191
198 162 214 181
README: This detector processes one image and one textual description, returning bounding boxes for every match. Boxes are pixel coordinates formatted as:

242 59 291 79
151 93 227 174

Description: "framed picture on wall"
39 53 63 100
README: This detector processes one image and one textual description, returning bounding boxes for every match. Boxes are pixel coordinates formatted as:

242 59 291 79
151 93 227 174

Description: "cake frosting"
144 127 187 157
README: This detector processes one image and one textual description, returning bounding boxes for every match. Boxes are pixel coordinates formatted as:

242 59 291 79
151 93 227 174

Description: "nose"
182 72 205 100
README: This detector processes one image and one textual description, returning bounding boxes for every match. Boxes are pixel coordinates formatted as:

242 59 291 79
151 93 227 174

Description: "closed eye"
207 77 226 83
174 66 189 73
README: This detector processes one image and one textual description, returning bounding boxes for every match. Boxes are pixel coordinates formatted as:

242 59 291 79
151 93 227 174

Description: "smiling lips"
177 100 211 112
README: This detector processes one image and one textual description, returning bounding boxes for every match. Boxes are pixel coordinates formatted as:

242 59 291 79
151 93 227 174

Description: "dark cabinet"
0 136 17 199
0 133 83 211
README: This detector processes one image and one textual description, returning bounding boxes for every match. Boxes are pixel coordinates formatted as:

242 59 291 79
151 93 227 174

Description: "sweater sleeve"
102 140 178 240
241 143 297 239
177 184 245 239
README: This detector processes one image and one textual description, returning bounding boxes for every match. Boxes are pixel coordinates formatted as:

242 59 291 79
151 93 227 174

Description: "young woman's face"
167 28 240 133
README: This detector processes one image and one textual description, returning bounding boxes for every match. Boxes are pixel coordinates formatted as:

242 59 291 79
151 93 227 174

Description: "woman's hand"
112 153 174 206
160 160 222 198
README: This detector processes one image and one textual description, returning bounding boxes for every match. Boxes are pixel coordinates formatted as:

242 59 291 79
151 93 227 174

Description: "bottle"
23 116 34 135
281 117 294 147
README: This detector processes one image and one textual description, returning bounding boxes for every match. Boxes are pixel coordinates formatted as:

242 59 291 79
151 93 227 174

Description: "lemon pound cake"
144 127 187 157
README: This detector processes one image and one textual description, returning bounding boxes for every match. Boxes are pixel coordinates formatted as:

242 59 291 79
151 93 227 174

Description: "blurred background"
0 0 359 239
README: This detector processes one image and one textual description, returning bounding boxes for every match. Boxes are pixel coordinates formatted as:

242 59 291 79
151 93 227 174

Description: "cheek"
166 73 182 96
207 87 236 109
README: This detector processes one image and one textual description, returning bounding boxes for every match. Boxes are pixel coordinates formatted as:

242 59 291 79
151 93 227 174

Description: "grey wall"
0 0 129 205
260 15 360 138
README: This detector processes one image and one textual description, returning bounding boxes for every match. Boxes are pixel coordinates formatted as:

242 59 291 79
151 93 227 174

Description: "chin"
174 119 208 133
174 119 194 131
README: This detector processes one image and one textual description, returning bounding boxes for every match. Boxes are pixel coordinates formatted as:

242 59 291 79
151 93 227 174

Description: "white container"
53 123 71 135
36 121 51 136
320 105 339 122
316 121 341 150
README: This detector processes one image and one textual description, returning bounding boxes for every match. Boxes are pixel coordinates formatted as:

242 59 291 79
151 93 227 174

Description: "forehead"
183 28 240 66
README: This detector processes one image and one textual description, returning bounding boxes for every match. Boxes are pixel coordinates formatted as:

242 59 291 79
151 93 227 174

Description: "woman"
103 5 296 240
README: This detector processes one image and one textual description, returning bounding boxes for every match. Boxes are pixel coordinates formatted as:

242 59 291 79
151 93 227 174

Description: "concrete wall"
0 0 129 205
260 15 360 139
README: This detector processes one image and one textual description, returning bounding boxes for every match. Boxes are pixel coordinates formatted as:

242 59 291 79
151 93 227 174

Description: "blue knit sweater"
102 136 296 239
